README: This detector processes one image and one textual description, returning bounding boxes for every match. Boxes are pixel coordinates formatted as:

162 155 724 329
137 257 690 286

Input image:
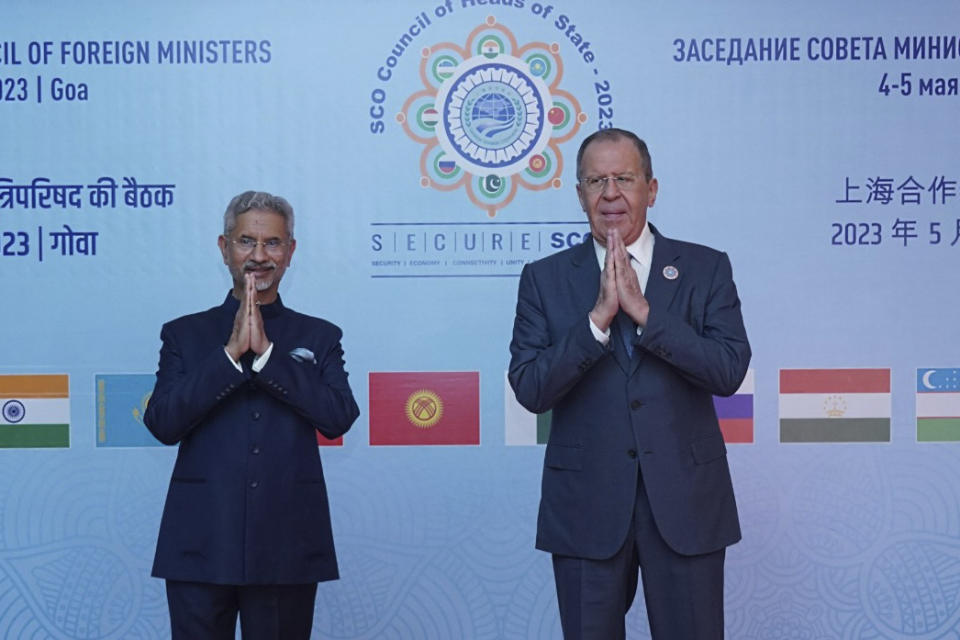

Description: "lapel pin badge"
662 265 679 280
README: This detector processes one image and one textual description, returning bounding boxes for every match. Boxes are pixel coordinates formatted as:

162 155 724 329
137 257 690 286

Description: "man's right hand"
589 230 620 331
225 273 255 361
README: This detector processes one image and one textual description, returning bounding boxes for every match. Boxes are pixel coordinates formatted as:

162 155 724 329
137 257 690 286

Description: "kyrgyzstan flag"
369 372 480 445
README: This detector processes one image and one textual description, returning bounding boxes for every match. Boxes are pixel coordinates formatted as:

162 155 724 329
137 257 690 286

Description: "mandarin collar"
221 291 286 319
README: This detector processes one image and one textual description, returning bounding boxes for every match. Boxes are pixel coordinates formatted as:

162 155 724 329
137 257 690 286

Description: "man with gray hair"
510 129 749 638
145 190 359 639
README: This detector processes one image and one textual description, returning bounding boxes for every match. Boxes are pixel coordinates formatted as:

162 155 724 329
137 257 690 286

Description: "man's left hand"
245 273 271 356
610 229 650 327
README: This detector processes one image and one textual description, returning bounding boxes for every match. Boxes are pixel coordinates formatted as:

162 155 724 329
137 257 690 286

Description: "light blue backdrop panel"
2 1 959 638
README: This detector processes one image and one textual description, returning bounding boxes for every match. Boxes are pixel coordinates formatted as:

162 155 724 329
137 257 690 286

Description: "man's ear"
218 235 229 264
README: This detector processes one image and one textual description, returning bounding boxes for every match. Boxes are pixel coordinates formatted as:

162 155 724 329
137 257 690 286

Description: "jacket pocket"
545 444 583 471
690 434 727 464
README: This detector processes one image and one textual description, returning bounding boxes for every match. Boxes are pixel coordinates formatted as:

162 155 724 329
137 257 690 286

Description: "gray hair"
575 128 653 181
223 190 295 238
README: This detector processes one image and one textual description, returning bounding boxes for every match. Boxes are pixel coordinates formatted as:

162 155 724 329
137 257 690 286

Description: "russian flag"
713 370 754 443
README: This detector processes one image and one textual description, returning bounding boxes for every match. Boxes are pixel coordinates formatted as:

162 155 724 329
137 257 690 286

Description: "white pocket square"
289 347 316 364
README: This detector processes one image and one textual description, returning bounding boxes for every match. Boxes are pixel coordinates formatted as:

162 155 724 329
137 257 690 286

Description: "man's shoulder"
525 238 590 273
653 226 727 261
161 303 224 331
282 306 343 336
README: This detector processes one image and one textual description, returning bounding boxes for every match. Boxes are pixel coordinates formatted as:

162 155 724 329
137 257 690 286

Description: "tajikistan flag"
0 374 70 448
504 373 550 445
779 368 890 443
917 368 960 442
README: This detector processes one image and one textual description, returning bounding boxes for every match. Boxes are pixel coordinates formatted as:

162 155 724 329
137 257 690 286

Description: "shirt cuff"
252 342 274 372
224 347 243 372
588 316 611 345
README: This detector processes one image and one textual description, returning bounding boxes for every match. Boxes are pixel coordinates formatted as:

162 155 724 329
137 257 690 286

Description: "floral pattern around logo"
398 16 585 217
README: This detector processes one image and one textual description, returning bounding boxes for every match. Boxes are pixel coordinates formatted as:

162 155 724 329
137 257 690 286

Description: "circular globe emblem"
2 399 25 424
436 55 552 176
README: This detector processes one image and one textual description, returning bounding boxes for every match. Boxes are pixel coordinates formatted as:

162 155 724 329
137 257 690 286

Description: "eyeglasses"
579 174 641 193
230 237 290 255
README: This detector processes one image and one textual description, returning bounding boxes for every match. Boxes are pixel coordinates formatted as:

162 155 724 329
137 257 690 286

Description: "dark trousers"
165 580 318 640
552 470 726 639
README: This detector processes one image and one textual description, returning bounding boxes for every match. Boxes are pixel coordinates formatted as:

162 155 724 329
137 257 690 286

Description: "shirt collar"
592 222 654 269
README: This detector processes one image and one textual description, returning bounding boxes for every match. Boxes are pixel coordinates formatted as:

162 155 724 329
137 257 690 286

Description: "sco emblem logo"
398 17 586 217
438 59 547 173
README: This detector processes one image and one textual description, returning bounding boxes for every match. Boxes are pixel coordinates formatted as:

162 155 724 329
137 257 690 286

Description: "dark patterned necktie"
616 311 636 359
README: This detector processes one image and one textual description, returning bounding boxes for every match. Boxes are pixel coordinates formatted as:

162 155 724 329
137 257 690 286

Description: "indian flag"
780 368 890 443
917 368 960 442
481 38 500 58
0 374 70 448
504 373 551 445
713 369 754 444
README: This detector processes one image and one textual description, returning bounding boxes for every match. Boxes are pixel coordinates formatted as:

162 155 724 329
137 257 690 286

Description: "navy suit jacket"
144 293 359 585
509 226 750 559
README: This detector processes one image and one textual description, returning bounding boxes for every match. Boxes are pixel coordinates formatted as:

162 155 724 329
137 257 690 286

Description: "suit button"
630 400 642 410
249 481 259 489
252 411 261 420
628 449 637 459
251 446 260 455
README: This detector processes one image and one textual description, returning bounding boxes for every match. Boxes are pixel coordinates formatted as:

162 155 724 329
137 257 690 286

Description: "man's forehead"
234 208 286 234
581 138 643 170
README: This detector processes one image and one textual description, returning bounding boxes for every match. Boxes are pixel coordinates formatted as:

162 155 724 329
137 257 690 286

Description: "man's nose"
251 241 268 260
602 178 622 198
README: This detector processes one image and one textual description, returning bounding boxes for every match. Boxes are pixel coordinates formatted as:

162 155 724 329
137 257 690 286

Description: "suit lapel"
568 238 600 314
630 225 682 375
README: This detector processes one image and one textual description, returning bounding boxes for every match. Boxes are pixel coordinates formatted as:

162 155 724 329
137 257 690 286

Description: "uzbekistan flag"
713 369 754 444
780 368 891 443
437 59 455 79
0 374 70 448
96 374 163 447
369 372 479 445
504 373 551 446
916 368 960 442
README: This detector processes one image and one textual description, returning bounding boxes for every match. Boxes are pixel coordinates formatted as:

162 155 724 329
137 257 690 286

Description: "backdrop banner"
2 1 958 637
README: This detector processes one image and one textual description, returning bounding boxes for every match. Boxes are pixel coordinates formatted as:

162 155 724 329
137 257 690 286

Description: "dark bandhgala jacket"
145 293 359 584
